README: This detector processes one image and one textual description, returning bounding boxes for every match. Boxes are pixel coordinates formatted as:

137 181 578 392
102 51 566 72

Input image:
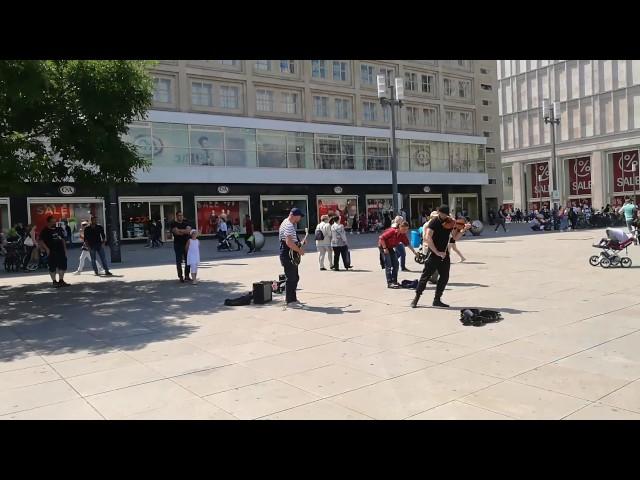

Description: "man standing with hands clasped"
170 211 192 283
411 205 467 308
83 216 113 276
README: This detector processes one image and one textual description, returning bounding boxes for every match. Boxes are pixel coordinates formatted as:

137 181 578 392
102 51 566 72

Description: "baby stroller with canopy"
4 239 25 272
589 227 637 268
217 231 243 251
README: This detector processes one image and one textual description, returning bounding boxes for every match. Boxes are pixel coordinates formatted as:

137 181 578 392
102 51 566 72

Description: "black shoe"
179 278 185 283
104 271 113 276
401 267 410 272
320 267 327 271
185 276 191 282
52 281 61 288
432 299 449 308
410 295 420 308
58 280 70 287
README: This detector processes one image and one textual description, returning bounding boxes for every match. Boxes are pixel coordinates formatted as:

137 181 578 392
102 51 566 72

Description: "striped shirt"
279 218 298 244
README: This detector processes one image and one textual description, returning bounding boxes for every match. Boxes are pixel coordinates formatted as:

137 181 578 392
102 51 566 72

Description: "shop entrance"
449 193 479 220
409 195 442 228
150 203 178 242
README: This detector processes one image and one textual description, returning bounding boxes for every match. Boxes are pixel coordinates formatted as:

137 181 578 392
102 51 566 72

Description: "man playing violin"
411 205 471 308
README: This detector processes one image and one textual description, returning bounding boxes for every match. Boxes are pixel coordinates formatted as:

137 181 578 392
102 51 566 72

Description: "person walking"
494 206 508 232
331 215 351 271
185 230 201 285
21 224 37 270
39 216 70 288
315 214 333 270
359 212 368 234
216 214 228 244
411 205 467 308
279 208 306 308
618 196 638 233
170 211 192 283
73 221 104 275
83 216 113 276
379 221 416 289
244 215 255 253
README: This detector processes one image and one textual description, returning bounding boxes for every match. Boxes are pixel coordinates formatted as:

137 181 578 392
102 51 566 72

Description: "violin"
442 216 472 232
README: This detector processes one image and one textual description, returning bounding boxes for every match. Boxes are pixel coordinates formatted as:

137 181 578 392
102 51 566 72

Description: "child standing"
186 230 201 285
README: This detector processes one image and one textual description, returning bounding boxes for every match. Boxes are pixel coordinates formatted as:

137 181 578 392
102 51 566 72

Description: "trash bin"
410 229 422 248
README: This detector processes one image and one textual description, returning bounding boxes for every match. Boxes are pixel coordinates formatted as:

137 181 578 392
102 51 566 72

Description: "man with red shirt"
378 221 417 288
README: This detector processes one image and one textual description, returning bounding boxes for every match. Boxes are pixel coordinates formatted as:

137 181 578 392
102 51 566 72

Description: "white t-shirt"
218 221 228 234
315 222 332 246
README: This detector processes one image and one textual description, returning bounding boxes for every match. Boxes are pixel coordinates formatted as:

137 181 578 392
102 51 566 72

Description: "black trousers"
494 219 507 232
174 245 190 280
332 246 350 270
416 251 451 299
280 253 299 303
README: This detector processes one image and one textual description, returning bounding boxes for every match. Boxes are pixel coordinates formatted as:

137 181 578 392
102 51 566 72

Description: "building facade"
499 60 640 212
2 60 502 242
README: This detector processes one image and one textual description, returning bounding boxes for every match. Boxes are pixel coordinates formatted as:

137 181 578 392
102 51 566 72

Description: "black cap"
290 207 305 217
437 205 450 215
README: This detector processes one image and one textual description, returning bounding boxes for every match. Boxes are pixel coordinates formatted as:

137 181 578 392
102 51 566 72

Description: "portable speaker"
252 281 273 304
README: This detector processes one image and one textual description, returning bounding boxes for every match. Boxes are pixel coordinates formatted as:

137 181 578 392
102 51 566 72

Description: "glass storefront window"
225 127 257 167
257 131 287 168
196 198 251 235
29 201 104 244
190 126 225 166
0 202 10 234
317 196 359 228
121 202 150 240
431 142 449 172
366 197 393 228
316 135 341 169
261 197 308 232
409 140 431 172
286 132 313 169
398 139 410 171
366 138 390 170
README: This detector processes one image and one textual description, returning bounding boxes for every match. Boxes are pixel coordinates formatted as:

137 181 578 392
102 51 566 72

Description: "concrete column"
591 150 606 209
512 162 524 210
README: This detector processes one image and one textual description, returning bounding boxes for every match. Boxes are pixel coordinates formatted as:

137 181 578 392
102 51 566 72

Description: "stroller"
589 227 637 268
217 231 243 251
4 240 25 272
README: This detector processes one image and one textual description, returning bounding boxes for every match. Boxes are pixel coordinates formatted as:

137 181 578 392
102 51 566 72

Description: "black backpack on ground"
224 292 253 306
459 309 503 327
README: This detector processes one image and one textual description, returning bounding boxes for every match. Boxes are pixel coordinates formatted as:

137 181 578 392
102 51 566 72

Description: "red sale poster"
530 162 550 198
568 157 592 196
30 202 103 243
611 150 640 193
196 201 248 235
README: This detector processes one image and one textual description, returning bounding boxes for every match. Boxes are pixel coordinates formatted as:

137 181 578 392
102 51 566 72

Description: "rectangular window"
480 84 493 91
443 78 453 96
361 64 375 85
218 60 237 66
382 104 390 123
404 72 417 91
312 60 327 79
279 60 295 74
363 101 377 122
380 68 395 84
313 96 329 117
406 107 418 126
191 81 213 107
458 79 471 98
334 98 351 120
480 68 489 74
483 131 491 137
333 61 348 81
459 111 472 130
219 85 239 109
445 110 457 129
482 99 490 105
281 92 298 114
489 178 497 184
256 89 274 112
421 74 434 94
486 147 496 153
255 60 271 71
153 78 172 103
423 108 437 128
482 115 490 121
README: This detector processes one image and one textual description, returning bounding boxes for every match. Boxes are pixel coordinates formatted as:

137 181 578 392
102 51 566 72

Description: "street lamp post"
543 100 560 212
378 74 404 215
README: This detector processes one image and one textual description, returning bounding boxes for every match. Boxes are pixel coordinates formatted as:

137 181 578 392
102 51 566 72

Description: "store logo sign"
217 186 230 194
59 185 75 196
334 186 343 194
423 186 431 193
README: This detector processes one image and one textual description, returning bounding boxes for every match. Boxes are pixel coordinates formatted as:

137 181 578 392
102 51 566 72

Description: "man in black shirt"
39 216 69 287
170 211 192 283
83 216 113 276
411 205 465 308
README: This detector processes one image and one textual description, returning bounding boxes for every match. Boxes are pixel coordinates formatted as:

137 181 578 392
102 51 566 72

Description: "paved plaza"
1 224 640 420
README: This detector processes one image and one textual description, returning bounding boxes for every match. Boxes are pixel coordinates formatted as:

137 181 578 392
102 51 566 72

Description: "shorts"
48 252 68 273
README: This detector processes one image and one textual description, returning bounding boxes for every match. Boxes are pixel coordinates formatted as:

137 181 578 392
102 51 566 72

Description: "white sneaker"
287 301 305 309
73 271 81 275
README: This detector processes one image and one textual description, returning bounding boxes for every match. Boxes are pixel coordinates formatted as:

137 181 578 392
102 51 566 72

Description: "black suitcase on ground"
253 281 273 304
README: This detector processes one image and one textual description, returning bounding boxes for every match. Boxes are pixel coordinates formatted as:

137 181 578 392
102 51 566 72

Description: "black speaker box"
252 281 273 304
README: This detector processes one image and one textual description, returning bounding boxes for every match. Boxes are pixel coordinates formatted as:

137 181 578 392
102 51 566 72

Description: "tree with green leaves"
0 60 155 193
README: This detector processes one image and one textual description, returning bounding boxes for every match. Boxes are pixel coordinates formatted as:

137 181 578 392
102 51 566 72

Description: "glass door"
409 195 442 228
449 194 479 220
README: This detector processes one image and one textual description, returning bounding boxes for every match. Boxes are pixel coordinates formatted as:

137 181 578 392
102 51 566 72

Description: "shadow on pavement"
301 305 361 315
0 278 245 361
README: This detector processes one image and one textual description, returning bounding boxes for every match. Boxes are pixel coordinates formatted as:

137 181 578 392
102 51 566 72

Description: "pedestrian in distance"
331 215 351 271
74 221 104 275
315 214 333 270
83 216 113 276
170 211 192 283
39 216 70 288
